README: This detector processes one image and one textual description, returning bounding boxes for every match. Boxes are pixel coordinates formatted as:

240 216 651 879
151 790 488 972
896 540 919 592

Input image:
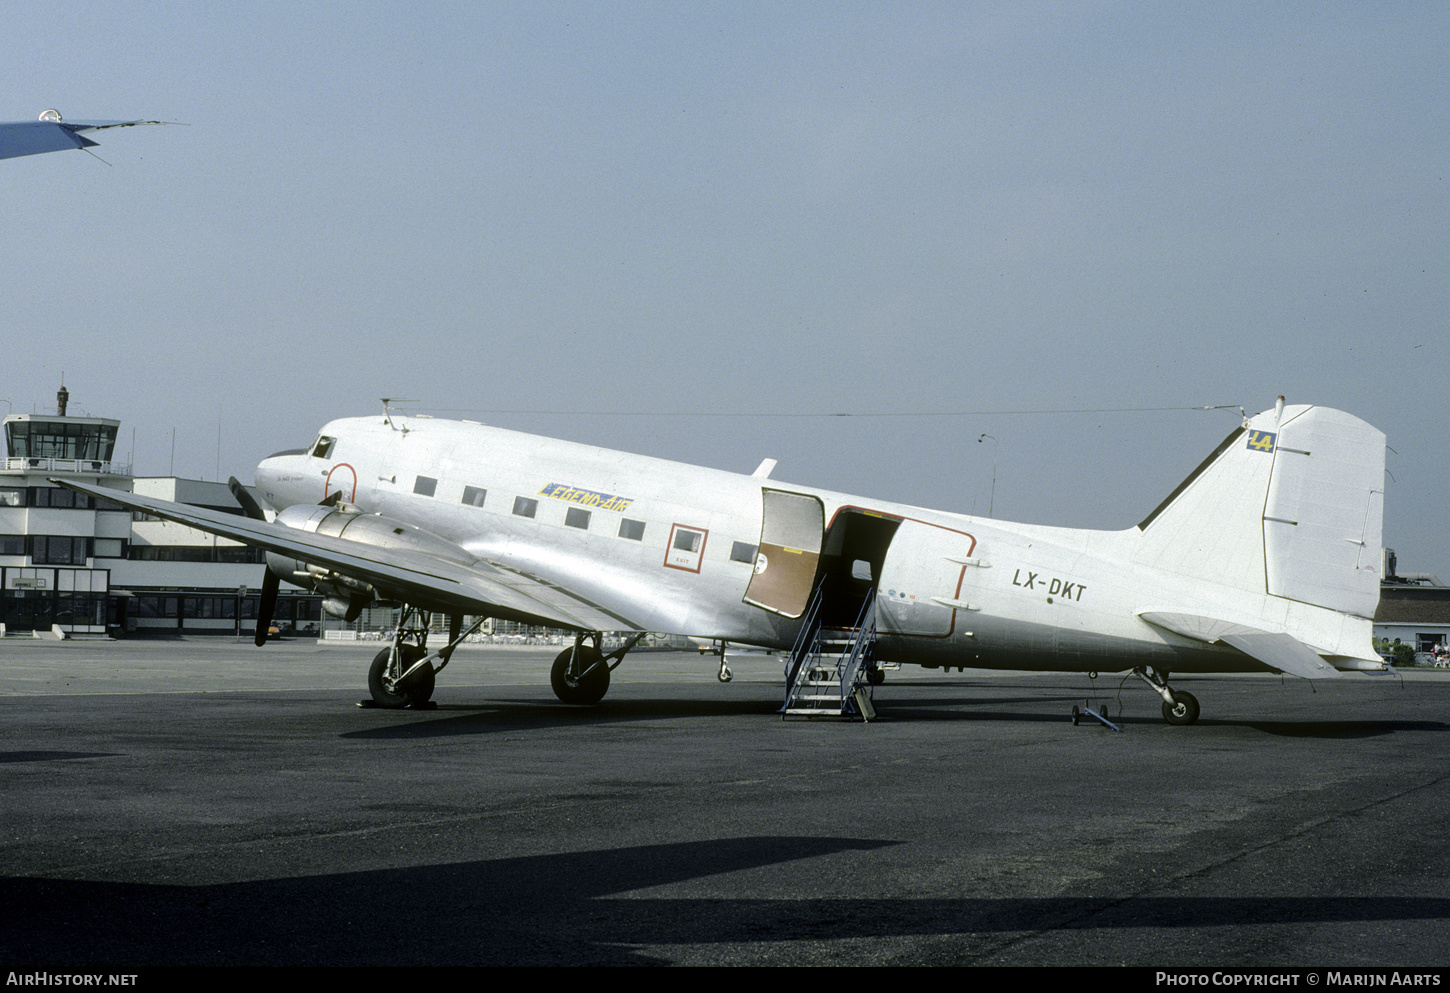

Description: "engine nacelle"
264 503 476 608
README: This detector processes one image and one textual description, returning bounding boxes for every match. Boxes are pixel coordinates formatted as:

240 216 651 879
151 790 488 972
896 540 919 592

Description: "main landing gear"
551 632 647 705
364 606 488 709
1132 666 1201 726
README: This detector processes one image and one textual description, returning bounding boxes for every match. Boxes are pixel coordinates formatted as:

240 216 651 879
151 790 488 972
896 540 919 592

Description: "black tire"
368 644 435 708
1162 690 1200 726
866 667 885 686
551 646 610 705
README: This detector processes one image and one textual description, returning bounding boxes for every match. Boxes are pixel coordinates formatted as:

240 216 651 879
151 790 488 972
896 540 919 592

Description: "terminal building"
0 386 320 638
1373 548 1450 655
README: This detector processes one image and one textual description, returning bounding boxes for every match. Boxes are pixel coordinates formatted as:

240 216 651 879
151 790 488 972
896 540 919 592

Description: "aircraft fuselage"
254 413 1362 676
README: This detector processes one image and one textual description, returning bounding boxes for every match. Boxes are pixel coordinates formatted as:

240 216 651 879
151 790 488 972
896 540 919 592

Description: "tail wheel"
1162 690 1200 726
551 645 610 705
368 644 435 708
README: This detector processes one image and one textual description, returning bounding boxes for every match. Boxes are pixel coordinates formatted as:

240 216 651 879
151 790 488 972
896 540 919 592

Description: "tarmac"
2 637 1448 968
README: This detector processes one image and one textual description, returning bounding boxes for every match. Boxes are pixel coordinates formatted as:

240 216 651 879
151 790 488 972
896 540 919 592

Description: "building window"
462 486 487 508
0 488 24 507
619 519 645 541
413 476 437 497
27 487 122 510
565 507 591 530
513 497 537 518
30 535 89 565
731 541 758 564
0 535 24 556
29 487 74 508
6 420 118 461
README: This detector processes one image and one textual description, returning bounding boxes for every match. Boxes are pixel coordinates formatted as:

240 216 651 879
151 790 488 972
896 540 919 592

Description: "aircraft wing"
0 117 162 161
1139 611 1345 680
54 479 644 633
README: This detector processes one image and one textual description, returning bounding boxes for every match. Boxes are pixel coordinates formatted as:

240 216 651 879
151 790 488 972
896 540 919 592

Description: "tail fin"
1132 404 1385 620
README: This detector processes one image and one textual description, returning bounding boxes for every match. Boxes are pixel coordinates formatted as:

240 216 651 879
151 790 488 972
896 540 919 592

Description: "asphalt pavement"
2 638 1448 968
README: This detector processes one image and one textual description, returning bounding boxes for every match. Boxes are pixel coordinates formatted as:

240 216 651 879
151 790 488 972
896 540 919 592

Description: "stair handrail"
782 584 825 709
836 587 877 706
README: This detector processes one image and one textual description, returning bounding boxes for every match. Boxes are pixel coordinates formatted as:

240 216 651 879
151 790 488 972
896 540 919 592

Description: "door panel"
743 489 824 618
877 519 977 637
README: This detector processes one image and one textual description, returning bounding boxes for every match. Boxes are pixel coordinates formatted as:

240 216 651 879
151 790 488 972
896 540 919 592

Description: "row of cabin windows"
411 474 759 565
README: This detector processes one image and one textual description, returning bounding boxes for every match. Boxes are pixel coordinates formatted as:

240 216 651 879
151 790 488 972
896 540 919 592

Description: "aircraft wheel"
368 645 435 708
718 665 733 683
1162 690 1200 726
551 646 610 705
1071 705 1081 726
866 667 885 686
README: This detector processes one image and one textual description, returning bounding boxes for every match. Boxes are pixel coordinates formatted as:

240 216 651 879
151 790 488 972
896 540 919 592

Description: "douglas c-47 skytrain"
59 399 1392 724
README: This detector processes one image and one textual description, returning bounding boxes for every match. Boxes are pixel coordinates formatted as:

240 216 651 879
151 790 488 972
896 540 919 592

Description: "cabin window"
731 541 758 564
311 436 335 459
664 525 708 572
413 476 437 497
619 519 645 541
513 497 537 518
565 507 591 530
462 486 487 508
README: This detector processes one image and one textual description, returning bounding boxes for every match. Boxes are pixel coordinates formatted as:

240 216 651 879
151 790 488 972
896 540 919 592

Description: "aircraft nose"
254 448 308 505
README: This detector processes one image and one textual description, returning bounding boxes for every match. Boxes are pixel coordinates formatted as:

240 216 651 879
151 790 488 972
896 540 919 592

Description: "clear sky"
4 2 1446 576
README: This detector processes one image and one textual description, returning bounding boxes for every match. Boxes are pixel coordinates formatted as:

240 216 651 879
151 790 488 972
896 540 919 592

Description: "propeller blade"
254 569 280 647
228 476 269 521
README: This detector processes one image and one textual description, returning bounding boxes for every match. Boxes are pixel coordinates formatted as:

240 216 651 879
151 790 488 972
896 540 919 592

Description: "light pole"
976 433 998 517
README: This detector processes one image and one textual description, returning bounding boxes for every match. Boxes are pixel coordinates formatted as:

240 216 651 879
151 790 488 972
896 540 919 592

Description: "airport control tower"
3 383 124 473
1 385 318 639
0 385 128 636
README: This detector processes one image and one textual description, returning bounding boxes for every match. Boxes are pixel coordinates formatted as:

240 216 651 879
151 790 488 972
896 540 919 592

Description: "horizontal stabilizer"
1139 611 1342 680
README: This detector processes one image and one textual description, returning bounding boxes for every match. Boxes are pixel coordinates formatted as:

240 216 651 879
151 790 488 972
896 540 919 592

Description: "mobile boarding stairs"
781 586 878 721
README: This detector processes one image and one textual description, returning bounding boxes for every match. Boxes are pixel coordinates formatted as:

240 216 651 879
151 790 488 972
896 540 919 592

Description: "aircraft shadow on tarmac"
880 693 1450 737
6 835 1450 966
1240 720 1449 738
337 692 1450 740
0 751 121 764
340 697 783 740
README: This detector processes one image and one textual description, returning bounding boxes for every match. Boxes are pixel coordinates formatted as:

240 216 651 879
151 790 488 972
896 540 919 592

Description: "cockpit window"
311 436 336 459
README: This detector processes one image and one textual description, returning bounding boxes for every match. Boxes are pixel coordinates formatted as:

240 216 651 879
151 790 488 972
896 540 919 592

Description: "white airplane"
58 399 1390 724
0 110 163 161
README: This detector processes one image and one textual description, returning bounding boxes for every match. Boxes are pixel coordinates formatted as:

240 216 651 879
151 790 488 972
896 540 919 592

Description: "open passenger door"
743 489 824 618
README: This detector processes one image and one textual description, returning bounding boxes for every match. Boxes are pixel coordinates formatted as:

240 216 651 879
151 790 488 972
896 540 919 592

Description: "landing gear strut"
1133 666 1201 726
551 632 646 705
364 607 487 709
707 640 733 683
